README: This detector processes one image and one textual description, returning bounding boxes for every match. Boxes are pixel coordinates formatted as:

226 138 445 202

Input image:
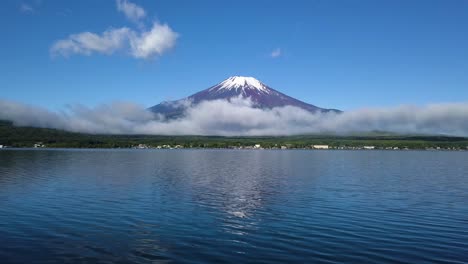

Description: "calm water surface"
0 149 467 263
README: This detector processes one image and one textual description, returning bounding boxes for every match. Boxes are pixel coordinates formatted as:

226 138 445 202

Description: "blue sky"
2 0 468 111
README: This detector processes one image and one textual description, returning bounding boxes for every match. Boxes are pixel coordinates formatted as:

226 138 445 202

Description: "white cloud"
116 0 146 23
50 28 131 57
51 23 178 59
51 1 178 60
129 23 178 59
19 3 34 14
1 98 468 137
270 48 281 58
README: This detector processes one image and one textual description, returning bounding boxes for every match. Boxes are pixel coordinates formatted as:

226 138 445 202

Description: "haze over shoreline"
1 98 468 137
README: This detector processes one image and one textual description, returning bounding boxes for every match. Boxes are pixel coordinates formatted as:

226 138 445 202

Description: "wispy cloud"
51 27 131 57
19 3 34 14
116 0 146 23
1 98 468 136
270 48 281 58
51 0 178 60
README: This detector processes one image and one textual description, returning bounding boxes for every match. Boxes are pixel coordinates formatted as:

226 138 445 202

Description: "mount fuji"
149 76 341 118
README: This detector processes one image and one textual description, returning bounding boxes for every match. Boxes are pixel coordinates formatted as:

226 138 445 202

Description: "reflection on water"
1 149 468 263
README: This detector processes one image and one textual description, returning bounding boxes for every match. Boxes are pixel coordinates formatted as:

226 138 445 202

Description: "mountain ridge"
149 76 341 118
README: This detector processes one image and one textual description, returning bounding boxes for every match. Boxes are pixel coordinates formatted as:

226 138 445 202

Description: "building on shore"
312 145 329 149
363 146 375 150
34 142 45 148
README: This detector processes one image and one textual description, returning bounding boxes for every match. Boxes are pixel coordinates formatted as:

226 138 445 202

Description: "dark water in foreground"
0 149 468 263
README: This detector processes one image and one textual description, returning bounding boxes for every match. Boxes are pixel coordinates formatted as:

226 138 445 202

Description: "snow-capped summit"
149 76 341 118
213 76 269 93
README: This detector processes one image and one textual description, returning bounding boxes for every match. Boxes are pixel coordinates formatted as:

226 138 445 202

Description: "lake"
0 149 467 263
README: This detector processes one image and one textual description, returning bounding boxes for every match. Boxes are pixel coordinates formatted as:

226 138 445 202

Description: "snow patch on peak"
214 76 270 93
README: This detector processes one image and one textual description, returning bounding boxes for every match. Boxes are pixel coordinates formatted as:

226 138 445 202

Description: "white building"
254 144 261 149
34 142 45 148
363 146 375 150
312 145 329 149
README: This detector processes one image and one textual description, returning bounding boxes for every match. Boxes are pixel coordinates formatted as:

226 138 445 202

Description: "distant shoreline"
1 121 468 151
1 146 467 152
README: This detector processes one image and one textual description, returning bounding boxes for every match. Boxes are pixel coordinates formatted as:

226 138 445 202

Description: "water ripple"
0 149 468 263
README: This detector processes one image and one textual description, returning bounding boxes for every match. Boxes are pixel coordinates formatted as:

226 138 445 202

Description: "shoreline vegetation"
1 121 467 151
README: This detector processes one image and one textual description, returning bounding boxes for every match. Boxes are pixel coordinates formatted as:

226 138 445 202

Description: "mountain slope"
149 76 340 118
